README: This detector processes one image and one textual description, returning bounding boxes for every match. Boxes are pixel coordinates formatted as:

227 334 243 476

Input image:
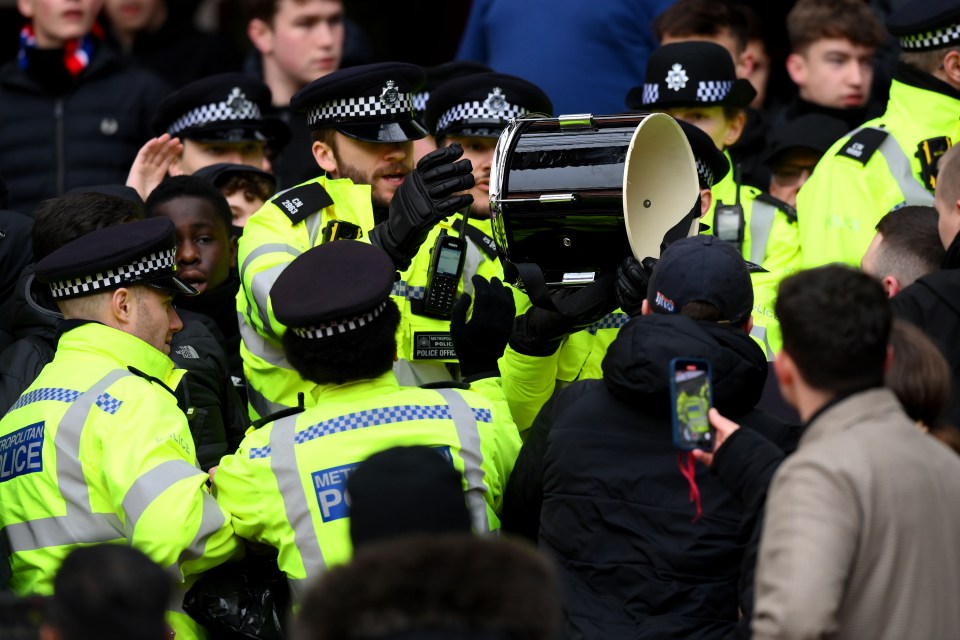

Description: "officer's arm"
211 434 276 546
100 381 241 580
497 344 562 434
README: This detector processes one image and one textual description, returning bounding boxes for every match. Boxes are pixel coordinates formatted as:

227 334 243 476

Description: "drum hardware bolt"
644 199 652 208
563 238 572 247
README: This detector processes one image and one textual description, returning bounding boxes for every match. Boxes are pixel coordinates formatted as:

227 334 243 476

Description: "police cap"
152 73 288 144
626 41 756 111
290 62 428 143
647 235 753 326
425 72 554 140
413 60 494 115
35 217 196 300
192 162 278 194
675 119 730 189
887 0 960 52
762 114 849 169
271 241 395 339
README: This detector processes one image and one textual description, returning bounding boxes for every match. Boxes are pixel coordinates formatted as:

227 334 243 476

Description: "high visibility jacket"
213 372 522 601
237 176 375 420
797 74 959 269
0 323 241 638
391 214 512 386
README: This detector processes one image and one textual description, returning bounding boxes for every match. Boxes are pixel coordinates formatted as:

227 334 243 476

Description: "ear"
16 0 34 19
699 188 712 217
882 275 901 298
942 49 960 87
773 349 796 391
312 139 339 175
785 52 807 87
721 110 747 148
247 18 274 56
737 49 756 80
744 314 754 336
641 299 651 316
110 287 136 327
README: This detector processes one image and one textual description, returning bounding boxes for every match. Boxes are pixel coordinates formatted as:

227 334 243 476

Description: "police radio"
713 163 745 253
418 224 467 319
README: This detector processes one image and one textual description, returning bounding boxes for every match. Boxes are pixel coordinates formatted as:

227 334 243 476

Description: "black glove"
450 276 516 378
368 143 475 271
615 256 658 317
510 279 618 357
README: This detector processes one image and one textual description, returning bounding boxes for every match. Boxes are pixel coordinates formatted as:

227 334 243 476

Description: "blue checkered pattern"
247 404 494 459
392 280 426 301
587 312 630 335
9 387 82 411
642 83 659 105
95 392 123 415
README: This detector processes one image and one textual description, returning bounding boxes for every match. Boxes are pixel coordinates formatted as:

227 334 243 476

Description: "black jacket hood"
602 313 767 417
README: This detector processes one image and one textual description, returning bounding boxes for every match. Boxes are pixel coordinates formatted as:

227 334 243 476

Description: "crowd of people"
1 0 959 638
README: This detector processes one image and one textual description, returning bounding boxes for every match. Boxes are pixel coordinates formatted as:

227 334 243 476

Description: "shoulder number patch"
836 127 888 166
272 182 334 225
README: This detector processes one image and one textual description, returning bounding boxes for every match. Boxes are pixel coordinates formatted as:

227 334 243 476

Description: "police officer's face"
132 288 182 355
442 135 497 217
665 107 744 151
17 0 102 47
254 0 344 88
787 39 875 109
151 195 236 295
173 140 266 176
320 133 414 209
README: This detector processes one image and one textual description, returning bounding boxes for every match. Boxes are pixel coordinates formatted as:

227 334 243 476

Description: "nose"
383 143 408 163
847 62 864 87
177 240 199 266
169 307 183 335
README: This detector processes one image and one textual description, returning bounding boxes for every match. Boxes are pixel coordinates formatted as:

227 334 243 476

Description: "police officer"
236 62 474 419
797 0 960 268
411 60 494 162
386 73 552 385
0 217 241 639
152 72 290 176
214 240 521 602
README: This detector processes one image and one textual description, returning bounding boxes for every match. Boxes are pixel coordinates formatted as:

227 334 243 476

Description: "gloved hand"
510 279 618 357
369 143 475 271
615 256 658 317
450 276 516 378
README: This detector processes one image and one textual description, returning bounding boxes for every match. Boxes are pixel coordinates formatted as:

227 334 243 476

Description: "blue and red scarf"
18 22 103 76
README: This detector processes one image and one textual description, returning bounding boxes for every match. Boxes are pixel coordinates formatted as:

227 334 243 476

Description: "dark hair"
145 175 233 234
33 193 144 260
776 265 891 394
310 128 338 149
220 173 276 203
872 206 944 286
282 299 401 385
48 545 172 640
294 535 562 640
886 319 951 429
787 0 886 53
653 0 749 55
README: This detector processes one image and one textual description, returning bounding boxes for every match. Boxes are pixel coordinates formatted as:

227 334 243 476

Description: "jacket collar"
800 387 906 448
310 370 400 405
57 321 176 382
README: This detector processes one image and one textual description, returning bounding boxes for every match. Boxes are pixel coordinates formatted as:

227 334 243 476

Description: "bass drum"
490 113 698 287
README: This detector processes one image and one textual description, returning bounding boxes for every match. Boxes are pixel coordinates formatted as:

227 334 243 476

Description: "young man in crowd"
861 206 945 298
193 162 278 231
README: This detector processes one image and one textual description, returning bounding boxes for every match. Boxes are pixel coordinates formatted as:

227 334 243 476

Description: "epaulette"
420 380 471 390
250 392 306 429
271 182 334 225
127 365 177 398
835 127 888 166
754 192 797 222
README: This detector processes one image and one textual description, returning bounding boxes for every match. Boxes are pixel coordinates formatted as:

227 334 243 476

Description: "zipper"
54 98 65 195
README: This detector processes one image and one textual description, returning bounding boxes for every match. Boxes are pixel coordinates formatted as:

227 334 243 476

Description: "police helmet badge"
225 87 254 115
380 80 400 106
484 87 507 113
665 63 689 92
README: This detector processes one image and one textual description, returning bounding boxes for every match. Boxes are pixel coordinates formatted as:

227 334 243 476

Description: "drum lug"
558 114 596 130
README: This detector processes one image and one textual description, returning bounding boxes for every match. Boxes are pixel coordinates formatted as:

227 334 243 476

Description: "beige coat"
752 388 960 640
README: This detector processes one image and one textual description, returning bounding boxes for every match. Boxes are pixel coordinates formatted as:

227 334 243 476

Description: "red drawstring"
677 451 702 523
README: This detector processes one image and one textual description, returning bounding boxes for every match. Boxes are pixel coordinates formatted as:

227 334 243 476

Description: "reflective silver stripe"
238 313 292 369
246 377 293 420
750 324 775 362
121 459 202 536
4 513 124 552
749 200 777 265
174 491 227 576
240 242 301 337
876 131 935 206
271 414 325 599
287 577 310 602
239 242 301 282
306 211 325 246
435 389 490 533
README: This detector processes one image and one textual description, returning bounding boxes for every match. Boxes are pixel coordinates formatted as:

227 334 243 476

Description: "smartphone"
669 357 714 451
420 231 466 319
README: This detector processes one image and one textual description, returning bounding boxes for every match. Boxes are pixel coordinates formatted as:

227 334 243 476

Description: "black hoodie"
502 313 797 640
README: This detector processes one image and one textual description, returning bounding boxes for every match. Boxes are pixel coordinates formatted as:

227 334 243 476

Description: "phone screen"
670 358 714 451
436 245 462 276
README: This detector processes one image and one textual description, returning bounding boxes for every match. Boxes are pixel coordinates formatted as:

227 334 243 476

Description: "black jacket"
502 314 798 640
892 235 960 427
0 271 247 470
0 211 34 351
0 44 169 215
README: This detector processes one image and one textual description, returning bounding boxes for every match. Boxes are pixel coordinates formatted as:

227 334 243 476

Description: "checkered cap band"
413 91 429 112
436 100 529 133
48 248 176 300
290 300 389 339
696 158 715 187
642 83 659 104
898 21 960 50
696 81 733 103
307 92 414 126
167 88 263 137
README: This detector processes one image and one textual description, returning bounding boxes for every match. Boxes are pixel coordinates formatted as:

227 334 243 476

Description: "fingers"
691 449 714 467
451 291 472 328
434 194 474 217
420 157 473 184
708 408 740 447
427 172 475 200
416 142 464 172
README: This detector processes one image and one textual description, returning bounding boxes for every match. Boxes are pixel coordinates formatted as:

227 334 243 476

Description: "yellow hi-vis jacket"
213 372 521 602
0 323 241 638
237 175 375 420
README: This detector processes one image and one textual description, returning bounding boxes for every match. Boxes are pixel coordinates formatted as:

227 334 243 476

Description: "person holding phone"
501 235 799 640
